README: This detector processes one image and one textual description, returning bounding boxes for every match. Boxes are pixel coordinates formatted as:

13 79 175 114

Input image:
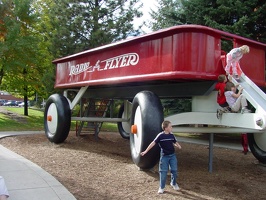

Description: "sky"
133 0 158 33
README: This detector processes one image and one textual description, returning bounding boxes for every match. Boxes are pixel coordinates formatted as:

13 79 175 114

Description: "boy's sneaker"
241 107 251 114
158 188 164 194
170 183 180 190
216 109 223 119
223 107 231 113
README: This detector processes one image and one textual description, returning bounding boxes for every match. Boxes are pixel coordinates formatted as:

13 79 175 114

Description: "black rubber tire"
130 91 164 169
248 133 266 164
44 94 71 144
117 103 130 139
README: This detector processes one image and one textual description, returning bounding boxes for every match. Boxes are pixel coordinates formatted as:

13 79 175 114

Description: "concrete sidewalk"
0 131 76 200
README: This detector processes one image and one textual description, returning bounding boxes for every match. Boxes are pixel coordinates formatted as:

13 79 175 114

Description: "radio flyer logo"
69 53 139 76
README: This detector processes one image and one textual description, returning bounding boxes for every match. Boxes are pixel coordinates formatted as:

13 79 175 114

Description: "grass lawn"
0 107 118 132
0 107 44 131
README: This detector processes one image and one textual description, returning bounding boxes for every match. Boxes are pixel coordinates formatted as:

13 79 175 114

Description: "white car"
18 102 25 107
18 101 31 107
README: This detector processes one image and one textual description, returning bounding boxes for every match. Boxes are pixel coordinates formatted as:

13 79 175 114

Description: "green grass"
0 107 118 132
0 107 44 131
101 122 118 132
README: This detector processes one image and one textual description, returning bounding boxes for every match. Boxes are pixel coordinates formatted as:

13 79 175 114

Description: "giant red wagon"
45 25 266 170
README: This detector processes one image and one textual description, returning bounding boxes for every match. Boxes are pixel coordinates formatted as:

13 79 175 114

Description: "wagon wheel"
248 133 266 164
130 91 163 169
44 94 71 144
117 103 131 139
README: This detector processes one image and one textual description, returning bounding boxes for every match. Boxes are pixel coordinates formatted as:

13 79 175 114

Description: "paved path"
0 131 76 200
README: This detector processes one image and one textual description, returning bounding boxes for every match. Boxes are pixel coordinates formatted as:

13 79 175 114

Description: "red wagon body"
53 25 266 89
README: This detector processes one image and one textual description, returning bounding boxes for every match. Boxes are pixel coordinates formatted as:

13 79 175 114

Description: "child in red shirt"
215 74 228 108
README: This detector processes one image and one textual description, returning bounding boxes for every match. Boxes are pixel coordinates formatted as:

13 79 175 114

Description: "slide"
231 73 266 114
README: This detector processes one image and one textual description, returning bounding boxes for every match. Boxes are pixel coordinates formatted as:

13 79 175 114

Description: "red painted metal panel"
53 25 266 88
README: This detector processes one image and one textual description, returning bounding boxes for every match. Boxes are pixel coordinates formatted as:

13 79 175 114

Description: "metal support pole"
208 133 214 173
110 99 114 118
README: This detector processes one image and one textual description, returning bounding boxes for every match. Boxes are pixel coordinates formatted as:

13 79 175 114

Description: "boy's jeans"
159 153 178 189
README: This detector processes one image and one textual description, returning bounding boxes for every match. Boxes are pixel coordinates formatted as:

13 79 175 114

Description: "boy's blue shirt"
154 132 177 155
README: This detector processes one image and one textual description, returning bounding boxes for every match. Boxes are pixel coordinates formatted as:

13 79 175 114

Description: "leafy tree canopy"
150 0 266 43
0 0 48 115
46 0 143 58
0 0 44 97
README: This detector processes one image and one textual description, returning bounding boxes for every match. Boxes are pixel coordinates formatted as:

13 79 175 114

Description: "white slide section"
232 74 266 114
229 73 266 129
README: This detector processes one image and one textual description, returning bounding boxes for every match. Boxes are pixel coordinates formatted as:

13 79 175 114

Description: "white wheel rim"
134 106 142 154
47 103 58 135
254 132 266 151
122 111 131 134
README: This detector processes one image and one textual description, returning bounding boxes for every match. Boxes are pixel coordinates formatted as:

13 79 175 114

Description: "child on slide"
224 82 251 113
225 45 249 79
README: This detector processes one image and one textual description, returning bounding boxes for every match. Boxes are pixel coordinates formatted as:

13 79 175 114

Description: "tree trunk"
24 91 28 116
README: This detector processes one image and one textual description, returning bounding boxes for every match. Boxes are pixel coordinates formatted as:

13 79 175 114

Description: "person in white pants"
224 82 251 113
0 176 9 200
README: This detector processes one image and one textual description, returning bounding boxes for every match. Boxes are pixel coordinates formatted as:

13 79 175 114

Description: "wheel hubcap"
47 103 58 135
134 106 142 154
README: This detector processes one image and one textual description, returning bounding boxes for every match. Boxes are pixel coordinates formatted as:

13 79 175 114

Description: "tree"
46 0 143 58
30 0 57 101
181 0 266 43
149 0 183 31
162 98 191 116
0 0 45 115
150 0 266 43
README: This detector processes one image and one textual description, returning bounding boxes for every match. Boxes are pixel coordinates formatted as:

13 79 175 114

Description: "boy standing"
141 120 181 194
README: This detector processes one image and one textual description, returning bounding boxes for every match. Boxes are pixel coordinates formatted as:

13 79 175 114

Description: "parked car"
18 101 31 107
4 100 18 106
15 101 22 106
0 99 7 106
18 102 24 107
